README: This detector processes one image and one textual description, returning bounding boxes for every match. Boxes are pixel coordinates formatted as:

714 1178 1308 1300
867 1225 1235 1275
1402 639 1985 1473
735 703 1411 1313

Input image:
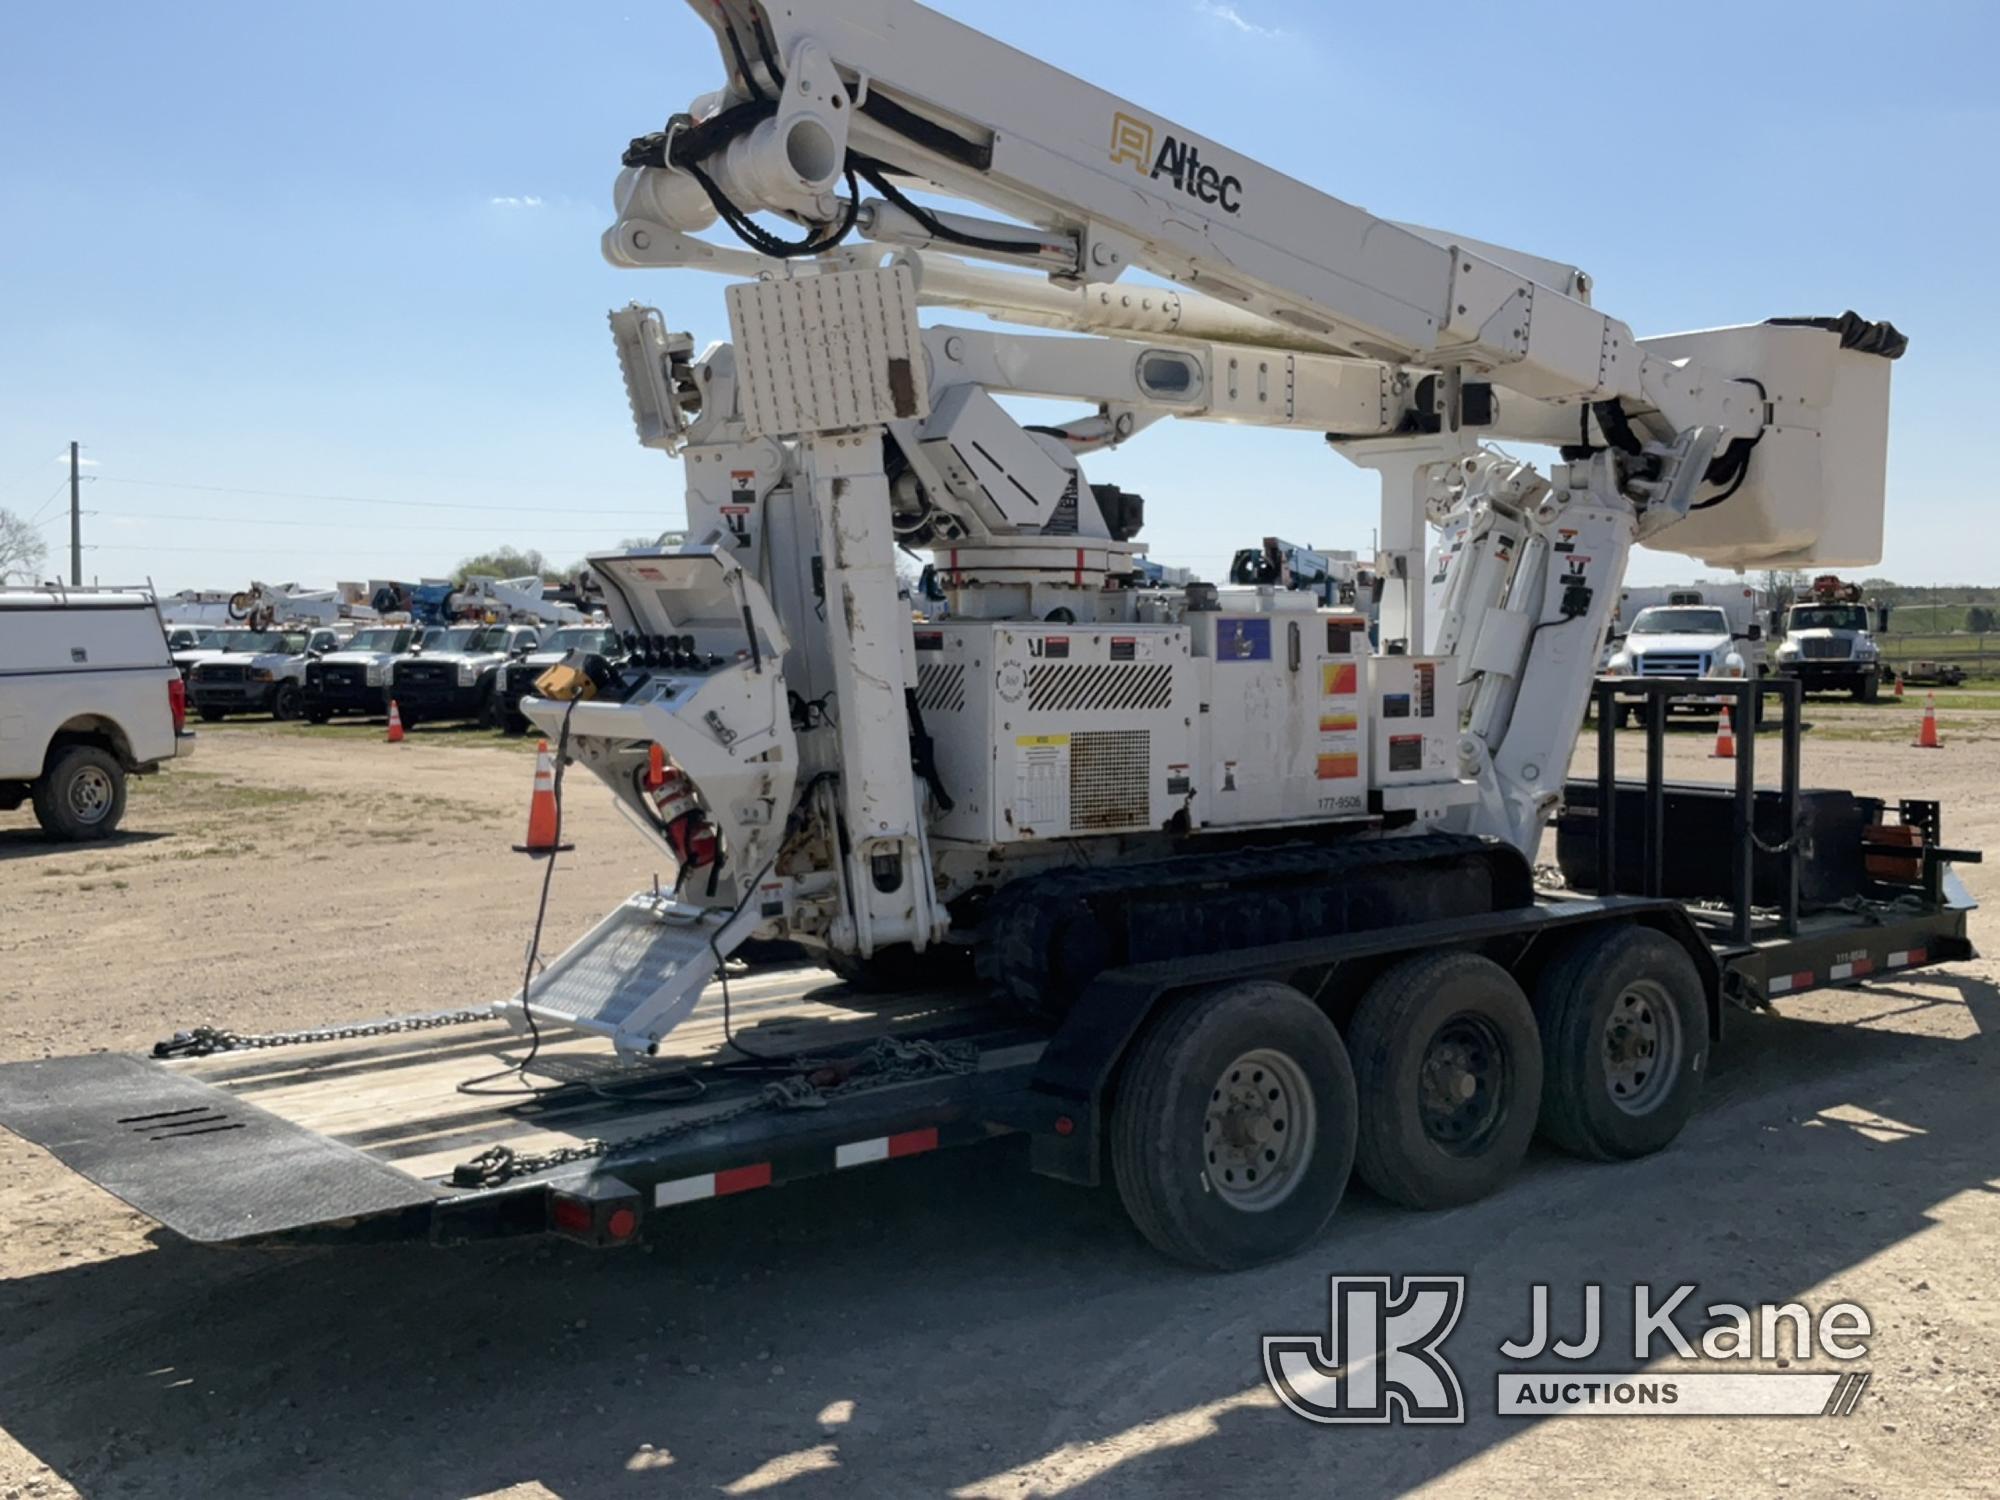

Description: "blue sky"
3 0 1994 593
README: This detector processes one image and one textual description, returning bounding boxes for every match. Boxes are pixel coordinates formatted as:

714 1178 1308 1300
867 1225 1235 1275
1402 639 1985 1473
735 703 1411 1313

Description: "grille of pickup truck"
1638 653 1706 676
398 662 453 686
198 664 247 684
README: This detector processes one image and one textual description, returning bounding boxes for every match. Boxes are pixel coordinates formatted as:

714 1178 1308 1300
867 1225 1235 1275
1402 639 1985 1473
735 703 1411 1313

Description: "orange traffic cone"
1710 707 1736 760
1914 693 1942 749
386 699 405 743
513 740 574 855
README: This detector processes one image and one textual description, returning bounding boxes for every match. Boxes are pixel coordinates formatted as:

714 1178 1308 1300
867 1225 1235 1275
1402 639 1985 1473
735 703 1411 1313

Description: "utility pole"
68 441 81 586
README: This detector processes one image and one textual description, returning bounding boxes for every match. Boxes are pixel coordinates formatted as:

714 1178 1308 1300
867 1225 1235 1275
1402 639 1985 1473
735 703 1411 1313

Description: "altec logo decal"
1110 111 1243 214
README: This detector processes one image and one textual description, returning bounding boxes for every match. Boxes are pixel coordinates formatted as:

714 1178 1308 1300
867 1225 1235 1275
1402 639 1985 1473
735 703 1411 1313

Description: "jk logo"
1263 1276 1466 1424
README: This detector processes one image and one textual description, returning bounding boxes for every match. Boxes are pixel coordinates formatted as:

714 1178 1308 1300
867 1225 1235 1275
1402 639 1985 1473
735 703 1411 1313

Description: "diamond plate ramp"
0 1054 439 1243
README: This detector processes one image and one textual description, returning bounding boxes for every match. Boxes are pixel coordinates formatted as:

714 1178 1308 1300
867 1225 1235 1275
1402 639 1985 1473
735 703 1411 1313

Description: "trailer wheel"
33 745 127 841
1532 925 1707 1161
1345 952 1542 1209
1110 980 1357 1270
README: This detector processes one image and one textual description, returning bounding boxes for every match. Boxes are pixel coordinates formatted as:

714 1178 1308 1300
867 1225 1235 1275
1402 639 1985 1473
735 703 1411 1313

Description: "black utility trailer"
0 678 1977 1269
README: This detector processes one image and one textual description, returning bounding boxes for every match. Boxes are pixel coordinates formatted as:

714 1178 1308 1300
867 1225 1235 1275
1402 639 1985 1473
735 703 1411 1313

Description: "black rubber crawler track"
978 833 1531 1014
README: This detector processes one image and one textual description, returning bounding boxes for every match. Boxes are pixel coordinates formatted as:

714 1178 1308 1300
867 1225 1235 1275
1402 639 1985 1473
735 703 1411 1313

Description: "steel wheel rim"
67 766 114 824
1204 1048 1315 1211
1419 1012 1508 1154
1604 979 1681 1116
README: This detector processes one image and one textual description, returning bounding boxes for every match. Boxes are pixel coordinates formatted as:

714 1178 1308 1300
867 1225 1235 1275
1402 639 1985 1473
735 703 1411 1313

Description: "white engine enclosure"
917 621 1194 843
914 593 1449 847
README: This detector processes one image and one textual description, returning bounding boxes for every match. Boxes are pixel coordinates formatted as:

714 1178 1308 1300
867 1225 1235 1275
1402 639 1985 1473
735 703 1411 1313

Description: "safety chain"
448 1036 979 1190
152 1008 496 1060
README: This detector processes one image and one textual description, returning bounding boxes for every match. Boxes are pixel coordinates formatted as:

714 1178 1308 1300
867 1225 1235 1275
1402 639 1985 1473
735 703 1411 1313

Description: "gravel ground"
0 701 1994 1499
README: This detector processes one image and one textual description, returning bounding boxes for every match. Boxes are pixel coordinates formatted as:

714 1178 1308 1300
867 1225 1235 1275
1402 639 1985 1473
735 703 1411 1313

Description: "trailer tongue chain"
151 1007 497 1059
447 1036 979 1190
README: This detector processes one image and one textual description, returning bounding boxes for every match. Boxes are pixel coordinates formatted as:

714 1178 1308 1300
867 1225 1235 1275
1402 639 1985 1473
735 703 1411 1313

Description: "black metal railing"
1590 675 1803 945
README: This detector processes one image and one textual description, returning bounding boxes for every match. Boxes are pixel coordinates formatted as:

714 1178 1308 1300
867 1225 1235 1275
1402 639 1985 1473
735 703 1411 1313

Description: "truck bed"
0 965 1046 1245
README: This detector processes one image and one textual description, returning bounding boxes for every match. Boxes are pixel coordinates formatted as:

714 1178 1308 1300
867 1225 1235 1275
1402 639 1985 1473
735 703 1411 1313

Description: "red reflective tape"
1910 948 1928 967
1075 548 1085 586
1851 958 1874 977
886 1127 939 1159
714 1162 772 1196
1793 971 1815 990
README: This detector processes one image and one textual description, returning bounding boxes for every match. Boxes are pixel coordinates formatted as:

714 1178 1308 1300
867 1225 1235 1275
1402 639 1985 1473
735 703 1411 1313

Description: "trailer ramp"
0 1053 438 1241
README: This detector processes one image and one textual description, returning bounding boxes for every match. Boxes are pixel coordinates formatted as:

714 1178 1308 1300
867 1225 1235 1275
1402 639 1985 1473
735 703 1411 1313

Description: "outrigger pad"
0 1054 438 1243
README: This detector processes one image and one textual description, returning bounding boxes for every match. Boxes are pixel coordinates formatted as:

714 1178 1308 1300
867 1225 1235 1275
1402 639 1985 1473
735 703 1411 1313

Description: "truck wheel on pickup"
1853 672 1879 704
33 744 127 841
1346 952 1542 1210
271 683 303 721
1532 925 1707 1161
1111 980 1357 1270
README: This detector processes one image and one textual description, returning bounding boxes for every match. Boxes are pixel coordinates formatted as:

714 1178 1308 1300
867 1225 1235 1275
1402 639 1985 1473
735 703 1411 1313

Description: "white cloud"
488 195 545 209
1194 1 1284 38
54 453 98 466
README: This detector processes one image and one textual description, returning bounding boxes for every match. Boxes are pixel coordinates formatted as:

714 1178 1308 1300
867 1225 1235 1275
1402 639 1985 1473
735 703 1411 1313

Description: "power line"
94 474 667 518
93 509 674 537
22 479 72 526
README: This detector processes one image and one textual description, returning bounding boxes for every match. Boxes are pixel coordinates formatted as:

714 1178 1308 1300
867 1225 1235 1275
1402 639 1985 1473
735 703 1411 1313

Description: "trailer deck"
0 967 1046 1246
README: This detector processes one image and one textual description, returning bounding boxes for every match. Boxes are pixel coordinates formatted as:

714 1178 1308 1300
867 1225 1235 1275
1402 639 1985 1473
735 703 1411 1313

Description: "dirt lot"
1 699 1996 1499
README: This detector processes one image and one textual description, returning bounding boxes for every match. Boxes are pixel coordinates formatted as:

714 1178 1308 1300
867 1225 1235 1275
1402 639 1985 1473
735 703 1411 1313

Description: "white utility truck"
185 625 345 721
1774 574 1891 701
0 1 1977 1272
1604 603 1766 725
0 586 194 839
302 625 425 722
387 623 544 725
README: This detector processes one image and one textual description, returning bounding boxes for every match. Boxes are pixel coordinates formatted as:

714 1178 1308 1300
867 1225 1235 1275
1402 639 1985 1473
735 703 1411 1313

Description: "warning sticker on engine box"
1013 734 1070 833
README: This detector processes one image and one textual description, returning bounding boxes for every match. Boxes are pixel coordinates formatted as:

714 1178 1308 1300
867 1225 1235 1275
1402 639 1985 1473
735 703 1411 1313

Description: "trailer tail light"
546 1178 643 1247
168 676 187 735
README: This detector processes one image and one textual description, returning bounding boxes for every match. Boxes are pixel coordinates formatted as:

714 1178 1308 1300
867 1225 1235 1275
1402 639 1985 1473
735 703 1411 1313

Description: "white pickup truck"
0 587 194 840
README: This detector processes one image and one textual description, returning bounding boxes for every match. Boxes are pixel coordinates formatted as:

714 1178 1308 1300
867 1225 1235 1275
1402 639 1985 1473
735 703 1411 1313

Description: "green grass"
199 719 542 753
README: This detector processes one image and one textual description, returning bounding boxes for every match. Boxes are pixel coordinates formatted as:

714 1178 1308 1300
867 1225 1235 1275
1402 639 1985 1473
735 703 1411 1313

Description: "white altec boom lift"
517 0 1890 1035
1 1 1971 1271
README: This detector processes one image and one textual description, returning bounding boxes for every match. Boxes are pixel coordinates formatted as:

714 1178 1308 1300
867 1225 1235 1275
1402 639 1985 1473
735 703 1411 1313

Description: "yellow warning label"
1015 734 1071 749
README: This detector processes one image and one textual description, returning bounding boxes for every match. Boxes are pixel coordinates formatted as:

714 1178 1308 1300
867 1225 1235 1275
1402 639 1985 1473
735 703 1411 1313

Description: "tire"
271 682 303 721
1854 672 1879 704
32 745 127 841
1110 980 1358 1270
826 943 973 994
305 708 332 725
1346 952 1543 1210
1531 924 1708 1161
1612 704 1632 730
197 708 227 723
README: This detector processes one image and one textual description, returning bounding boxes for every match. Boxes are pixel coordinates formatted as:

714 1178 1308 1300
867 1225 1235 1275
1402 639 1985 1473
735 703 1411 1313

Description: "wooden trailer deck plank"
159 969 1008 1187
